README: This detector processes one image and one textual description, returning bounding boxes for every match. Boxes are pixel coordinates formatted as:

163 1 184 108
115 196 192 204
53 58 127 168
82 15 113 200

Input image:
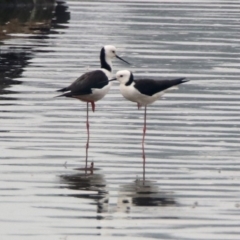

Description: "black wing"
57 70 108 96
134 78 188 96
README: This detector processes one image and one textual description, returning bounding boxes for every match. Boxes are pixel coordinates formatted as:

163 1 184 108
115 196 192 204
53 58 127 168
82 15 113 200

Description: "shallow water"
1 0 240 239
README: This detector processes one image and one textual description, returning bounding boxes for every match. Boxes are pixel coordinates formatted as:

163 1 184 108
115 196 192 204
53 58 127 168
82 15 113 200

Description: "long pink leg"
91 101 95 112
85 102 90 170
142 106 147 176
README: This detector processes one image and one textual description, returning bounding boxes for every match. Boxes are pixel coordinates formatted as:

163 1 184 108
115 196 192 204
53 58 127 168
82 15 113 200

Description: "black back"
57 70 109 97
134 78 187 96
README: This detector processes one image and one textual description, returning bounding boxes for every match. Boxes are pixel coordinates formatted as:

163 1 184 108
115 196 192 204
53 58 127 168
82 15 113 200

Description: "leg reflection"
142 138 146 183
85 102 90 171
142 106 147 182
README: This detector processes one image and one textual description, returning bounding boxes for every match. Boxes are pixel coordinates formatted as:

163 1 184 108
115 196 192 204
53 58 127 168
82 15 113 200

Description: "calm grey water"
1 0 240 239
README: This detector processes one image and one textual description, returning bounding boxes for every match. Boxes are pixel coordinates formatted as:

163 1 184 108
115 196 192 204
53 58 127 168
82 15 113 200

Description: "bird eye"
112 50 115 53
120 75 123 77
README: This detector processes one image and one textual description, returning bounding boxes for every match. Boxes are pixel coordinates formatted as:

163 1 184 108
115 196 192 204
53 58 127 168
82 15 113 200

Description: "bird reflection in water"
117 161 176 212
142 144 146 181
117 178 176 213
60 172 109 213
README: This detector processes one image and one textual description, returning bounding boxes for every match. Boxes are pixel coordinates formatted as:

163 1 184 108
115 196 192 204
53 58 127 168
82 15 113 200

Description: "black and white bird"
56 46 130 170
109 70 188 166
56 45 130 111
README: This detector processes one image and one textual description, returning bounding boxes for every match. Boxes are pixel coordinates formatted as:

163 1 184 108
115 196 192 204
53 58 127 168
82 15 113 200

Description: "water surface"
1 0 240 239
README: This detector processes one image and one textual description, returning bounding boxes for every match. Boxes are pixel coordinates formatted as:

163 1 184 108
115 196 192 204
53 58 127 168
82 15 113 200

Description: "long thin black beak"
109 77 117 82
116 55 131 65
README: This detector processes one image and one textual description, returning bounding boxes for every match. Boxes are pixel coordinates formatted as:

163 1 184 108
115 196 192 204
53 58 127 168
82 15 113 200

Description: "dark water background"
0 1 240 239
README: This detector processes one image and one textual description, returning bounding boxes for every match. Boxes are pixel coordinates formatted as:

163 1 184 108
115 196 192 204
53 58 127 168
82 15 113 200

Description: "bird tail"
163 78 189 92
172 77 189 85
170 77 189 88
56 87 70 92
55 92 73 98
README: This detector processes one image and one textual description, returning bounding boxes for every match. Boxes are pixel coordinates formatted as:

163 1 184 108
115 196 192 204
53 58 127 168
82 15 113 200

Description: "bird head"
103 45 130 64
110 70 133 85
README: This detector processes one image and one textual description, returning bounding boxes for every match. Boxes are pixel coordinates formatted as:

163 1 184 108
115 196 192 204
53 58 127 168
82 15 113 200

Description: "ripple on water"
1 0 240 239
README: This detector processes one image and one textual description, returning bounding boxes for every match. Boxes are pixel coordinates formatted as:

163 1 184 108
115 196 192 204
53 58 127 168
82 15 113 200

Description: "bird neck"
125 72 134 86
100 48 112 72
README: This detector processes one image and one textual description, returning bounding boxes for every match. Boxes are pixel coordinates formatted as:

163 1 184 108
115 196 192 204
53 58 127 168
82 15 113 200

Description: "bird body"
113 70 188 107
119 81 165 106
57 69 111 103
56 45 130 111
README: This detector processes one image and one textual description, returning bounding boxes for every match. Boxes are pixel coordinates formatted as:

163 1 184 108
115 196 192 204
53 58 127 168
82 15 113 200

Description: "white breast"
120 84 139 103
90 68 112 101
91 82 112 101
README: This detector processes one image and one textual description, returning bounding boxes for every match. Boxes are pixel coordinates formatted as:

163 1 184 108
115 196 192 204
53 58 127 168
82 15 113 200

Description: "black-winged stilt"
109 70 188 169
56 46 130 170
